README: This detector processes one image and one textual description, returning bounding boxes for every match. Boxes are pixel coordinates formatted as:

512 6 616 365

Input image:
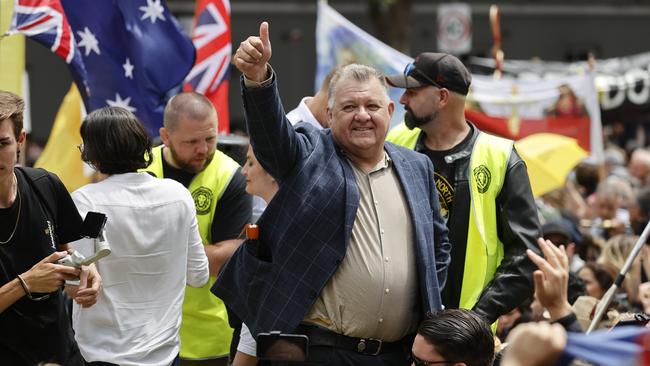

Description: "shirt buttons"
385 288 390 294
378 318 384 323
385 257 389 262
374 200 379 205
380 229 385 235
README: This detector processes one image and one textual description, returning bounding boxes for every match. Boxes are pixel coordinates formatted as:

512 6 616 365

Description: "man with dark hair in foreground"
412 309 494 366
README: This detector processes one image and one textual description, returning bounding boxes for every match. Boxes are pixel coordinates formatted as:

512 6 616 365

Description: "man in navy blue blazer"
213 22 451 365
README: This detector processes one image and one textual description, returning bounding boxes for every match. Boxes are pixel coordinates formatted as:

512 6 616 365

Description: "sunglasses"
411 354 458 365
403 62 442 89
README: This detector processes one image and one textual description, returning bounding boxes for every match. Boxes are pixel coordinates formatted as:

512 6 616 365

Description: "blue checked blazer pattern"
212 77 451 338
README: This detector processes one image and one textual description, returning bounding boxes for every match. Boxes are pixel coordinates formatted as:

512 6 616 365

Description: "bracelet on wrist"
16 274 52 302
16 274 30 295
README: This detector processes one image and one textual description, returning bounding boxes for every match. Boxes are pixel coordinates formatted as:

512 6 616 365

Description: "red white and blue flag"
184 0 232 133
7 0 195 137
7 0 89 95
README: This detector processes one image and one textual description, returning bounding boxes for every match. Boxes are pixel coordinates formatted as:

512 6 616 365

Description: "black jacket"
413 123 542 324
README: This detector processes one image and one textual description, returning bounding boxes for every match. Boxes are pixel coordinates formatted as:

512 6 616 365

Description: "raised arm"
234 22 312 180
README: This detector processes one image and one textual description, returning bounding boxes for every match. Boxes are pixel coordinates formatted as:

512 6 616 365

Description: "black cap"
544 218 584 246
542 220 573 243
386 52 472 95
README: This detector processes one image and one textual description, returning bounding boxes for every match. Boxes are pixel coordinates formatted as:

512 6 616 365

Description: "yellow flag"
35 84 92 192
0 0 25 95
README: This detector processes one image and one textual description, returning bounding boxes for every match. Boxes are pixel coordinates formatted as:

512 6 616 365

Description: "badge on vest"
192 187 213 215
473 165 492 194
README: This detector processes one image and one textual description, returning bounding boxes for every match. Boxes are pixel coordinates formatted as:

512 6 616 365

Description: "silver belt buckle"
357 338 382 355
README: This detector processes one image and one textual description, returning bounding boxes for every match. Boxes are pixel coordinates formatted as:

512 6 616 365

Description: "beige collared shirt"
304 152 419 342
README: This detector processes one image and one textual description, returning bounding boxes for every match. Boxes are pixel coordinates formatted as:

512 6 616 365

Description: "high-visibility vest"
387 123 512 310
144 145 240 359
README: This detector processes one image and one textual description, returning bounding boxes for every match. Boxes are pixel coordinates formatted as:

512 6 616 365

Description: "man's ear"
159 127 169 146
388 101 395 118
439 88 451 108
327 107 333 126
17 129 26 146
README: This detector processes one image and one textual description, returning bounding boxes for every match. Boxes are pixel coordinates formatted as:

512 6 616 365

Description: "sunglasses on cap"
403 62 442 89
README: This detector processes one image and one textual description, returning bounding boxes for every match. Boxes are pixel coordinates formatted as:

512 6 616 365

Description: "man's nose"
355 107 371 121
196 141 209 154
399 92 409 105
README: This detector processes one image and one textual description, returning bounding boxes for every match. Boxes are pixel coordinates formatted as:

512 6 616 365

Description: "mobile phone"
615 313 650 328
82 212 107 238
257 331 309 362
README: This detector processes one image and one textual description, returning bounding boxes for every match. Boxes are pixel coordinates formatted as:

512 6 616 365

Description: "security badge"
473 164 492 194
192 186 213 215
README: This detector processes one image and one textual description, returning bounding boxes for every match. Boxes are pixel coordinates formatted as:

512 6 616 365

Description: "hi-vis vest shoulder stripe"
144 145 240 359
387 123 512 310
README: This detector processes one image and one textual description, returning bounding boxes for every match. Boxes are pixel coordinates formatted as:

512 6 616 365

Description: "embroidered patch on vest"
473 165 492 194
192 187 213 215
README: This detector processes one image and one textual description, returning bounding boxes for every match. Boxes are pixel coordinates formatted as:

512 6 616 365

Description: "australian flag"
7 0 89 97
9 0 195 136
184 0 231 133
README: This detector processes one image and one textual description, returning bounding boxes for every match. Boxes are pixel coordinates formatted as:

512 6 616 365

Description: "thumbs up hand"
234 21 272 82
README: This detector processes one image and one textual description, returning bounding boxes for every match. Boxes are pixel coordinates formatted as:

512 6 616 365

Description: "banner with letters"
470 52 650 125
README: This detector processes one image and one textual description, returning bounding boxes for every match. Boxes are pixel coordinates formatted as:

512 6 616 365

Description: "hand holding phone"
58 212 110 268
257 331 309 362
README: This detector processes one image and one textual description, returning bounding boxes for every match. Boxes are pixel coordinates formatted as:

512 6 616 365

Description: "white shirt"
71 172 209 366
286 97 322 128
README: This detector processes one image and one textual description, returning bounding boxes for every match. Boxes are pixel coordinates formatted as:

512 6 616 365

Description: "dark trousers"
270 345 410 366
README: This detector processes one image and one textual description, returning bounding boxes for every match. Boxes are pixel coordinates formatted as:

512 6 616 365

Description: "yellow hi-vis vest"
387 123 512 310
144 145 240 359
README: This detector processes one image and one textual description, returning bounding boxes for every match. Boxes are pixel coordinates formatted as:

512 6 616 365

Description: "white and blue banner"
316 0 412 127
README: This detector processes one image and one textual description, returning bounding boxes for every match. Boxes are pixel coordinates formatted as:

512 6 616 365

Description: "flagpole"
586 219 650 333
489 5 503 80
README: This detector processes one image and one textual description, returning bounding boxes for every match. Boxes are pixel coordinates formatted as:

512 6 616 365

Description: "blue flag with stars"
60 0 195 136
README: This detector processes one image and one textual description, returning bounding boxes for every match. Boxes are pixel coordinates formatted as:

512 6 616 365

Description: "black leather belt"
295 323 406 356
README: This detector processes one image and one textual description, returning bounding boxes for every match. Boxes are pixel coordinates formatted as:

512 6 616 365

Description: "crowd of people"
1 19 649 366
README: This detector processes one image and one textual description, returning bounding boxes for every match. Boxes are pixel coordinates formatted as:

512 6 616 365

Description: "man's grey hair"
327 64 390 108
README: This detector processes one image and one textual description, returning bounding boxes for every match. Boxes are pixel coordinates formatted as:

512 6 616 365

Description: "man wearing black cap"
386 53 542 325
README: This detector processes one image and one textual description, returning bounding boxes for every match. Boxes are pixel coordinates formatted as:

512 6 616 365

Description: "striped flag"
184 0 231 133
561 326 650 366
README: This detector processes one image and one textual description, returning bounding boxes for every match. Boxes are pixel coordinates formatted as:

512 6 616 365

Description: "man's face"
411 334 452 365
162 114 218 174
596 194 619 220
399 86 442 129
0 118 24 179
327 78 393 160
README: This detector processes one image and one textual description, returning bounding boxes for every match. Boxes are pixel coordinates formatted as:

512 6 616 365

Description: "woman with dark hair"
78 106 154 174
578 262 614 300
70 107 209 366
